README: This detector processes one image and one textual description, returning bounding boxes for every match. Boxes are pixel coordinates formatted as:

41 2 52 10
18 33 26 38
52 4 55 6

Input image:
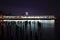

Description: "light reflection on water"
0 20 55 40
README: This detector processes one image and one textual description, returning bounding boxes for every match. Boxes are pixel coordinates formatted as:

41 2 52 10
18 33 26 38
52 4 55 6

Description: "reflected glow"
3 20 55 29
3 20 43 22
3 20 55 22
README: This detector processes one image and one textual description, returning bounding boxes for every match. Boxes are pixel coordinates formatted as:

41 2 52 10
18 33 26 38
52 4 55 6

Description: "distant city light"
0 15 56 19
25 12 28 16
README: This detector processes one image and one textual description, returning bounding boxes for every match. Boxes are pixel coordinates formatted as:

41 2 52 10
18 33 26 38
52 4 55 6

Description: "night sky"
0 0 60 16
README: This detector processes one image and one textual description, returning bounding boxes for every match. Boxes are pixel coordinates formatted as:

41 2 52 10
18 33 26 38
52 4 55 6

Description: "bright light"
25 12 28 16
0 16 56 19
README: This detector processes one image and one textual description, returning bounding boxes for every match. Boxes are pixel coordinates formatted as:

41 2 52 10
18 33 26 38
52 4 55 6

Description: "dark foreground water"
0 20 55 40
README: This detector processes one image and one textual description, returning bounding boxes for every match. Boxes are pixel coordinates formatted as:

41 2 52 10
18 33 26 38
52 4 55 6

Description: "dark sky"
0 0 60 16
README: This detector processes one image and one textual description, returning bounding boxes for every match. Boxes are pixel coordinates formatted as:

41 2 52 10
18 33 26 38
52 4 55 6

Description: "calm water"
0 20 55 40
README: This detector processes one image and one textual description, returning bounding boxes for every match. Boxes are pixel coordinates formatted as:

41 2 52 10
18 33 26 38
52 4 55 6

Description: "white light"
3 20 42 22
2 16 55 19
25 12 28 16
3 20 27 22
